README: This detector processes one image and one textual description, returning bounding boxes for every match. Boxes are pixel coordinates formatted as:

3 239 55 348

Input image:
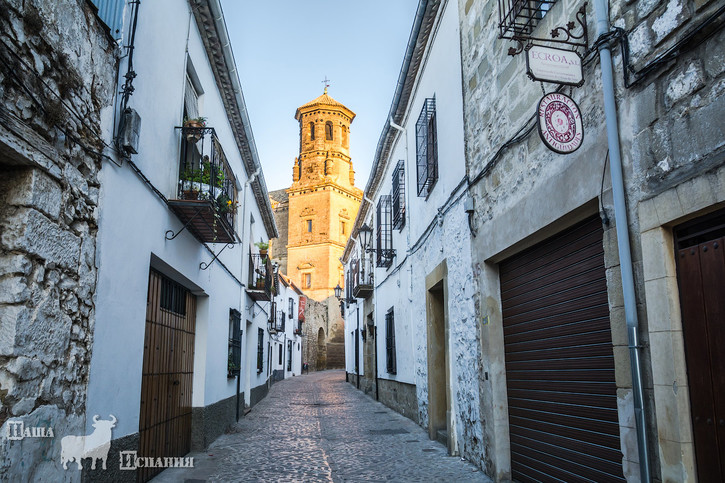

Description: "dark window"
278 344 283 365
287 340 293 371
341 221 346 235
310 122 315 140
227 310 242 378
416 98 438 197
376 195 394 268
160 276 187 315
498 0 558 39
385 307 396 374
304 273 311 288
392 160 405 230
307 219 312 232
342 125 348 146
257 328 264 372
288 298 294 318
325 121 333 140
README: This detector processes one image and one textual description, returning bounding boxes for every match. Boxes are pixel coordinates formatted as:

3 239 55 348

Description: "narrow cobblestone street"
153 371 490 482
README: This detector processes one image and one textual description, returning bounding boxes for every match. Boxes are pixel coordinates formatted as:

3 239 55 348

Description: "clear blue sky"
220 0 420 192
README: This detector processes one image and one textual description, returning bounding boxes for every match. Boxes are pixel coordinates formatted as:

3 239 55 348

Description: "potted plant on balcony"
255 241 269 259
227 353 240 378
216 193 238 215
180 166 199 200
183 116 207 143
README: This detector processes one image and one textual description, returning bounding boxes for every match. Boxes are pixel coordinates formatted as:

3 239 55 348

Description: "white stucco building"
342 0 481 461
269 274 305 381
84 0 277 479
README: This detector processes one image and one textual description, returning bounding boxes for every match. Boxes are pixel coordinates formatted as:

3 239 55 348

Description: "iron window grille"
287 340 293 371
385 307 396 374
228 309 242 378
277 310 286 333
256 328 264 373
248 253 273 300
498 0 558 40
268 300 277 332
376 195 394 268
392 160 405 230
416 98 438 197
278 344 283 365
160 276 186 315
288 298 294 318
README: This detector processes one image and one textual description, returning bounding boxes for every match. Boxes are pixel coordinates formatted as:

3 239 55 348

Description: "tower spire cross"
322 76 331 94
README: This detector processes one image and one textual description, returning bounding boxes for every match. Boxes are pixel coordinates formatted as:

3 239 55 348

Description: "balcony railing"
167 126 237 244
247 253 272 301
351 257 374 299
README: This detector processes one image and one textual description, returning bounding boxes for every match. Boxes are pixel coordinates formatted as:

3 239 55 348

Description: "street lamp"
334 283 344 317
358 223 373 252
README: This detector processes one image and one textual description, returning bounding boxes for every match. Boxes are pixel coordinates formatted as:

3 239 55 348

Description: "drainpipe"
593 1 650 480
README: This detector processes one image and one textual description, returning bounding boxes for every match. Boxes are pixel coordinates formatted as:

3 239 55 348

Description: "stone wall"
0 0 116 479
458 0 725 480
269 189 289 275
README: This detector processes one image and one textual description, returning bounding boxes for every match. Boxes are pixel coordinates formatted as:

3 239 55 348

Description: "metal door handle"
173 380 180 386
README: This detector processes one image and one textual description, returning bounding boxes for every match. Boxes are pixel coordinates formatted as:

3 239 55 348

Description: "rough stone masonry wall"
0 0 116 480
458 0 725 480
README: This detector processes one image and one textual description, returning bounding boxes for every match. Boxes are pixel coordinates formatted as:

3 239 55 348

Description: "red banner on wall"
298 296 306 321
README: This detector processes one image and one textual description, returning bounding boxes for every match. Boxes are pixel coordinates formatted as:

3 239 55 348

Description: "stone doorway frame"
425 260 457 455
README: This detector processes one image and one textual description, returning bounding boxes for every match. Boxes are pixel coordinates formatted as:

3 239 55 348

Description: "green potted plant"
179 166 199 200
255 241 269 259
183 116 207 143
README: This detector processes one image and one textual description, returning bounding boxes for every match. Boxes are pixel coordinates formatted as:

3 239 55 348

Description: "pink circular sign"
537 93 583 154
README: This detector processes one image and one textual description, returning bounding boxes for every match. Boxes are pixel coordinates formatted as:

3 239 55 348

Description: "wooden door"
500 216 623 482
139 270 196 481
676 214 725 481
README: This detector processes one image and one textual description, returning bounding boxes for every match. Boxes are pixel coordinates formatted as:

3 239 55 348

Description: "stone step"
436 429 448 447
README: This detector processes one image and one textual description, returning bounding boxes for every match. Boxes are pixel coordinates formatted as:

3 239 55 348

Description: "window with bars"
385 307 396 374
278 344 283 365
416 98 438 198
160 276 187 315
287 340 293 371
288 298 294 318
498 0 558 40
376 195 394 268
392 160 405 230
256 328 264 373
228 310 242 378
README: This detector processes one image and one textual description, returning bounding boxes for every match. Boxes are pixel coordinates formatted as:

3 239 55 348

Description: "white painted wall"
87 0 272 438
343 0 482 456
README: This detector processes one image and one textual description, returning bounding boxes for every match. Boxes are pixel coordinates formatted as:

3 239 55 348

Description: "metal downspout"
593 1 651 480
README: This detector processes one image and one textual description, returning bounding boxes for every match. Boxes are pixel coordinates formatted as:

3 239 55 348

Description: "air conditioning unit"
119 108 141 154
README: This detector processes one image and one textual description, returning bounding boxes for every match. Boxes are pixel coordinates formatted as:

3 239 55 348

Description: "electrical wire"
599 150 610 225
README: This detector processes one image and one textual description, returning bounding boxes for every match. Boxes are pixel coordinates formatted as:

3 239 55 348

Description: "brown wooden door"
676 228 725 481
139 270 196 482
500 216 624 482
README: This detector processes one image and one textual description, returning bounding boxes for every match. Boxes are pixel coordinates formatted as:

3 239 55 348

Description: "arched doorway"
317 327 327 370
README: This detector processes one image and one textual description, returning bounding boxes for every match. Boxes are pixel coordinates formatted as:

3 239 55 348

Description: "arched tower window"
310 122 315 140
325 121 333 141
342 125 348 147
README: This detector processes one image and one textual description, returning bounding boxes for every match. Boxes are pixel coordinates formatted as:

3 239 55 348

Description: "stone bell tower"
286 88 362 302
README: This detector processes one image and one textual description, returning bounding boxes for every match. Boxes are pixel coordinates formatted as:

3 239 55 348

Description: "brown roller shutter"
500 215 624 482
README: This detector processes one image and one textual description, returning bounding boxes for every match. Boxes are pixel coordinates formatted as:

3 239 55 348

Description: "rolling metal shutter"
500 216 624 482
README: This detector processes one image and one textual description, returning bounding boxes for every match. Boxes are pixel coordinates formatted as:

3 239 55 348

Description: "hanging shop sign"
298 296 306 321
537 92 584 154
526 45 584 87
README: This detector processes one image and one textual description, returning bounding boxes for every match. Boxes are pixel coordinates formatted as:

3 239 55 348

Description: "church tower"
286 89 362 301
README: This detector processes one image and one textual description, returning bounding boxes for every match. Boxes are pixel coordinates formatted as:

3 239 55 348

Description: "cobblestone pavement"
153 370 490 482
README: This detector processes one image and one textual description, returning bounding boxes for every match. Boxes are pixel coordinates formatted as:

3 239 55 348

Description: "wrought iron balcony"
247 253 272 301
293 320 303 336
351 257 374 299
167 126 238 244
498 0 557 39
